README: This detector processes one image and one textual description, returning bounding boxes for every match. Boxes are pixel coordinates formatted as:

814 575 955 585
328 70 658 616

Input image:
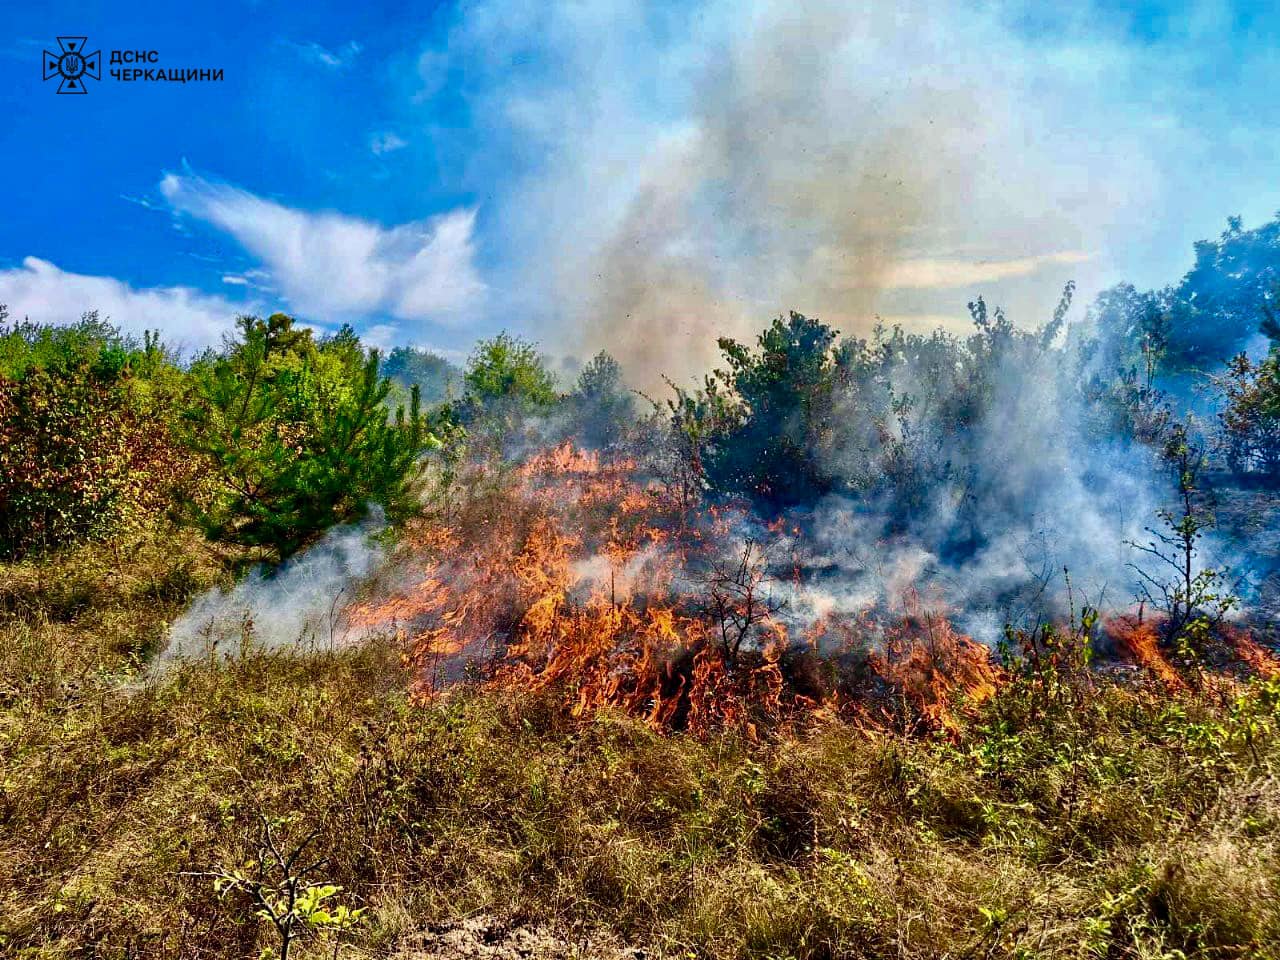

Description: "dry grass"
2 528 1280 959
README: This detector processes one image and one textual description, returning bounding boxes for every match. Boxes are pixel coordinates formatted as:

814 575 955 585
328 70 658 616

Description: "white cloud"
160 173 484 328
286 39 362 69
370 131 408 155
0 257 245 350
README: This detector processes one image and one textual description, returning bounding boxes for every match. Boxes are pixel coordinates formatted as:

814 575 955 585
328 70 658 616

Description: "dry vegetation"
4 510 1280 960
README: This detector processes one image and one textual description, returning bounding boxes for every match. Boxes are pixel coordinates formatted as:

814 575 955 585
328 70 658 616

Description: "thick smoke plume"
416 0 1260 387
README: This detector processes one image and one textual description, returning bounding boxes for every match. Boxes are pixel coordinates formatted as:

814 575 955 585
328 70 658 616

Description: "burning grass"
8 446 1280 958
344 444 1277 741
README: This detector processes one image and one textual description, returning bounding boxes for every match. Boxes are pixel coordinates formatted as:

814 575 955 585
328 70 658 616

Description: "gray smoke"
414 0 1266 389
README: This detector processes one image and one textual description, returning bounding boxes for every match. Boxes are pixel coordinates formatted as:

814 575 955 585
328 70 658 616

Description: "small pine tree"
182 314 431 558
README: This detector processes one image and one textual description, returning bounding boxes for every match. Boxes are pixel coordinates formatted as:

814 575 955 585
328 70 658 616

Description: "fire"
870 597 1003 734
341 442 1280 734
1107 615 1185 690
1221 623 1280 679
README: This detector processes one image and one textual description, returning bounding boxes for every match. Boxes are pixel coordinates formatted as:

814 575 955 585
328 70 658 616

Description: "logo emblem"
42 37 102 94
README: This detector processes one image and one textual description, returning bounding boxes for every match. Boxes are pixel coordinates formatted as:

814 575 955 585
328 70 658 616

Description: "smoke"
413 0 1259 388
161 513 387 662
606 312 1243 644
156 1 1269 664
784 327 1245 641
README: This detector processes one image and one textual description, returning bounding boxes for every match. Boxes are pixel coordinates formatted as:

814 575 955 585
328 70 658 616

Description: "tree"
460 333 558 413
1214 279 1280 483
699 311 840 508
382 345 459 407
567 350 634 449
1170 215 1280 366
667 291 1074 520
1127 424 1236 638
452 333 560 453
1084 282 1170 383
1088 215 1280 373
182 314 431 558
1217 351 1280 481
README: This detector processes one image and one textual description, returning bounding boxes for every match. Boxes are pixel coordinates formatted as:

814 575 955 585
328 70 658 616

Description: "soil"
392 915 643 960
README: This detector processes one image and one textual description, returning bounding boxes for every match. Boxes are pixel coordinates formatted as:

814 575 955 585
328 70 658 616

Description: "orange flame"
1106 615 1184 690
341 442 1278 734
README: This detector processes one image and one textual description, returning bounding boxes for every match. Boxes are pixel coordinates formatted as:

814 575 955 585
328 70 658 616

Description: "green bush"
702 311 840 505
459 333 558 416
0 311 187 559
450 332 561 455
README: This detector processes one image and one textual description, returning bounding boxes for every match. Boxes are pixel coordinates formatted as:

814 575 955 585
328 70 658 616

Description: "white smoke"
779 326 1241 642
161 513 387 662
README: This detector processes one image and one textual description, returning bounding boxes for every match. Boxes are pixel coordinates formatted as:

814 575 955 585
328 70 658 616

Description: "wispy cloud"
284 39 362 69
120 193 162 211
0 257 246 350
370 131 408 156
220 267 272 289
160 172 484 327
875 252 1092 291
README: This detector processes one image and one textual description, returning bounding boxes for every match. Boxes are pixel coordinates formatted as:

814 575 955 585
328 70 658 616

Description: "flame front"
342 443 1277 735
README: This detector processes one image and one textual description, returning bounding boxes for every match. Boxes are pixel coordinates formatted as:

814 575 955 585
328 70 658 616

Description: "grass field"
3 525 1280 960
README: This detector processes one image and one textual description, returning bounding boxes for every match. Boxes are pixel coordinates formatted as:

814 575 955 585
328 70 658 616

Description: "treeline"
1083 213 1280 483
0 309 632 561
666 214 1280 506
4 212 1280 565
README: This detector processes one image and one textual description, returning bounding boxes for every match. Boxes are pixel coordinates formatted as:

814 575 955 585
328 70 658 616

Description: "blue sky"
2 0 1278 382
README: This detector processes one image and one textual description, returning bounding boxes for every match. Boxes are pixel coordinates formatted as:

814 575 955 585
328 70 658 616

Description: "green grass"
3 529 1280 959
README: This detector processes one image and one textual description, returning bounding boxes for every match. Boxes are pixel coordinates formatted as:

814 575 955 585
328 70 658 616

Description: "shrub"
667 311 840 509
669 291 1074 518
0 311 188 559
